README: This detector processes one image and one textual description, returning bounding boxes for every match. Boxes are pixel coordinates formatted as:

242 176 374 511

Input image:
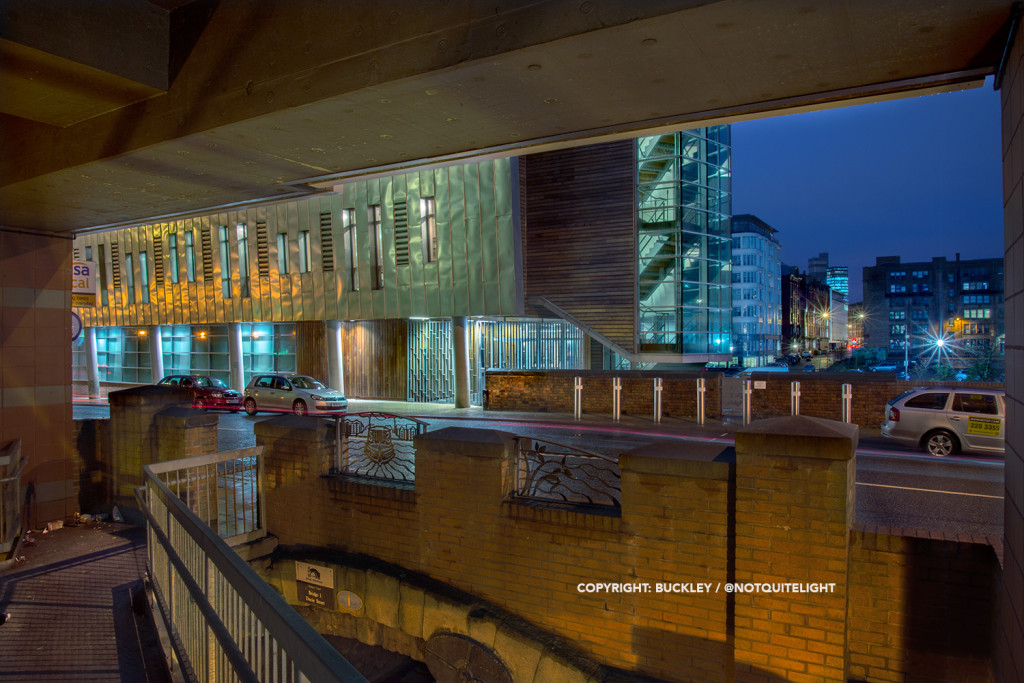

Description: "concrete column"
733 416 857 682
326 320 345 394
453 316 470 408
228 322 244 391
85 326 100 397
148 325 164 382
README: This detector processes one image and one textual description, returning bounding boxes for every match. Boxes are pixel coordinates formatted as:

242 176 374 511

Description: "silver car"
881 387 1005 456
243 374 347 416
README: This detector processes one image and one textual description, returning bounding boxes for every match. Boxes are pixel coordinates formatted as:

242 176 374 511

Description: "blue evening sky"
731 79 1004 302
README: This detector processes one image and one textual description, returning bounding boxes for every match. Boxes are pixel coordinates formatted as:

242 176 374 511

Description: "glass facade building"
636 127 732 355
730 214 782 366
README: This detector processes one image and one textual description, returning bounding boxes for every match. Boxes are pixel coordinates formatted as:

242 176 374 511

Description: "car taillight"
887 406 900 422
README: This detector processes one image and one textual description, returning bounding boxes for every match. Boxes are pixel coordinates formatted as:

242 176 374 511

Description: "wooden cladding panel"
296 320 328 381
521 140 636 353
342 319 408 400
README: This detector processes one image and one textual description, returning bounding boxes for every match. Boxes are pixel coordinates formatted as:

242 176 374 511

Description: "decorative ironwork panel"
407 319 453 402
513 438 620 509
327 412 427 484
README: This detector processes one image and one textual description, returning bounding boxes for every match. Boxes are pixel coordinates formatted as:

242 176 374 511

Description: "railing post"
612 377 622 421
697 377 706 426
842 383 853 423
574 376 583 420
791 381 801 416
742 379 752 426
653 378 663 423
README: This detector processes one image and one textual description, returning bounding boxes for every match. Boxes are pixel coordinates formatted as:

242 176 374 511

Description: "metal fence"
0 439 26 554
138 451 367 683
327 413 427 484
151 447 265 546
511 437 621 509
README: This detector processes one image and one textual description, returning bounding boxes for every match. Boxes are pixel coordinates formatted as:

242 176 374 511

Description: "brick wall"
848 526 999 682
258 415 998 681
485 370 722 419
486 370 1002 428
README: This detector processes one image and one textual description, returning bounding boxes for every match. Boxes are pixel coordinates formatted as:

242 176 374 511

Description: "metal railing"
327 412 427 484
138 455 367 683
512 437 621 509
150 447 265 546
0 439 26 554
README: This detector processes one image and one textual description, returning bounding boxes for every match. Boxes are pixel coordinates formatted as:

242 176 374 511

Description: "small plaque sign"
299 581 331 608
295 561 334 588
754 381 767 390
337 590 363 614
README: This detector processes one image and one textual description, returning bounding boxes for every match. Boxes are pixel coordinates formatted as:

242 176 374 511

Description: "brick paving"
0 522 170 682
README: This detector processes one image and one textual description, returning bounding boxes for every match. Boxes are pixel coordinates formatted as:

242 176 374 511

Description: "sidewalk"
0 521 172 682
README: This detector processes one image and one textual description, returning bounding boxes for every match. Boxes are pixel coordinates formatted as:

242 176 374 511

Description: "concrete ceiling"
0 0 1014 235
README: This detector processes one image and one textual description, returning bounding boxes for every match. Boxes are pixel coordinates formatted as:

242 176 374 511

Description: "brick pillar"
107 385 192 502
619 442 733 682
733 416 856 682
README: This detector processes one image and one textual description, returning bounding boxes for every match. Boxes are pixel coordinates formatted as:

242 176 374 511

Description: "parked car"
243 374 347 416
880 387 1005 456
869 363 899 372
156 374 243 412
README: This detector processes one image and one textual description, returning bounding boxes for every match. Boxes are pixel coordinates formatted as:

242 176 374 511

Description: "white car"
881 387 1005 456
243 374 347 416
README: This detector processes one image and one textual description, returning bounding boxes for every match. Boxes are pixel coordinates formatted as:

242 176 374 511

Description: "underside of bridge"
0 0 1013 234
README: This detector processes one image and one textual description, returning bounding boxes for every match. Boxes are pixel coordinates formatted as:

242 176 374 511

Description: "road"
73 402 1004 539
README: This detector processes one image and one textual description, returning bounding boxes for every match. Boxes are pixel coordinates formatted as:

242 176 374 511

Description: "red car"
156 375 243 412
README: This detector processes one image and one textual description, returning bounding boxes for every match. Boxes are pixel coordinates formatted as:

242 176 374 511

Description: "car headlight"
310 394 324 401
210 392 223 398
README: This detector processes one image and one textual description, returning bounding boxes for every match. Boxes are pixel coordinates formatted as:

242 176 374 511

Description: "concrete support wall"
257 415 998 681
999 12 1024 682
0 230 74 528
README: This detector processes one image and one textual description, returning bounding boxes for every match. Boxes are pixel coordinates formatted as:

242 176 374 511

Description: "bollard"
742 379 752 426
697 377 706 425
612 377 622 421
574 376 583 420
654 377 663 423
791 381 801 416
842 383 853 423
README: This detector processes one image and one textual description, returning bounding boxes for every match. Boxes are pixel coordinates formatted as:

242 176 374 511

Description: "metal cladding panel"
494 161 520 316
435 168 453 318
252 207 269 321
463 163 483 317
448 165 469 317
478 161 502 315
383 181 399 319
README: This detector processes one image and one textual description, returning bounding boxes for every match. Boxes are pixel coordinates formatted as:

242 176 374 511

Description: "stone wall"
256 415 1000 681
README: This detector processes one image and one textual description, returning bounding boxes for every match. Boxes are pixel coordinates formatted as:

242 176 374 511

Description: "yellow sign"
72 261 97 307
967 417 1001 437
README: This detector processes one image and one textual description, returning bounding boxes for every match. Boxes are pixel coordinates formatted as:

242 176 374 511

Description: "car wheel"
244 398 258 416
293 399 308 416
923 429 958 457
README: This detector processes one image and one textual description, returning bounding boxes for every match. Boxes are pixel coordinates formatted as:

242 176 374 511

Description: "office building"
71 128 733 400
826 266 849 299
862 254 1004 360
782 268 832 354
807 252 829 284
730 214 782 366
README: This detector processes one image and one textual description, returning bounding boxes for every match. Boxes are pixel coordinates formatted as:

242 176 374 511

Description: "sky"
731 79 1004 303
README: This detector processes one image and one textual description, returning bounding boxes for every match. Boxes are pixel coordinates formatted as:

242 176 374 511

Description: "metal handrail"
138 462 367 683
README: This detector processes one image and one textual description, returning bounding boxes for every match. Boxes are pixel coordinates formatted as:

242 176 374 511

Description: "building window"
125 253 136 302
169 234 179 284
277 233 289 274
139 251 150 303
184 230 196 282
236 224 250 297
218 226 232 298
298 230 311 273
342 209 358 291
97 243 109 306
420 197 437 263
370 204 383 289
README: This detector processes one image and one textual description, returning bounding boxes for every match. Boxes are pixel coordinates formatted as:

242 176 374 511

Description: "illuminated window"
370 205 383 289
139 251 150 303
218 226 232 298
343 209 358 291
277 233 289 274
184 230 196 282
420 198 437 262
237 224 250 297
125 253 136 302
298 230 311 273
169 234 179 284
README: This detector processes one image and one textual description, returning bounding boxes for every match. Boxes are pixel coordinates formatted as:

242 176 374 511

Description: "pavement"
0 520 173 682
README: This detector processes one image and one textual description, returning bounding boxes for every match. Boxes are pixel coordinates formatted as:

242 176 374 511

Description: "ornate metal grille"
512 438 621 509
327 412 427 484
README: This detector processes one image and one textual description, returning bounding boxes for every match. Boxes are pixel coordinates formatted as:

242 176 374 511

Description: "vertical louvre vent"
319 211 335 272
256 220 270 277
73 248 82 260
111 242 122 289
200 227 214 281
152 235 165 284
394 200 409 266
